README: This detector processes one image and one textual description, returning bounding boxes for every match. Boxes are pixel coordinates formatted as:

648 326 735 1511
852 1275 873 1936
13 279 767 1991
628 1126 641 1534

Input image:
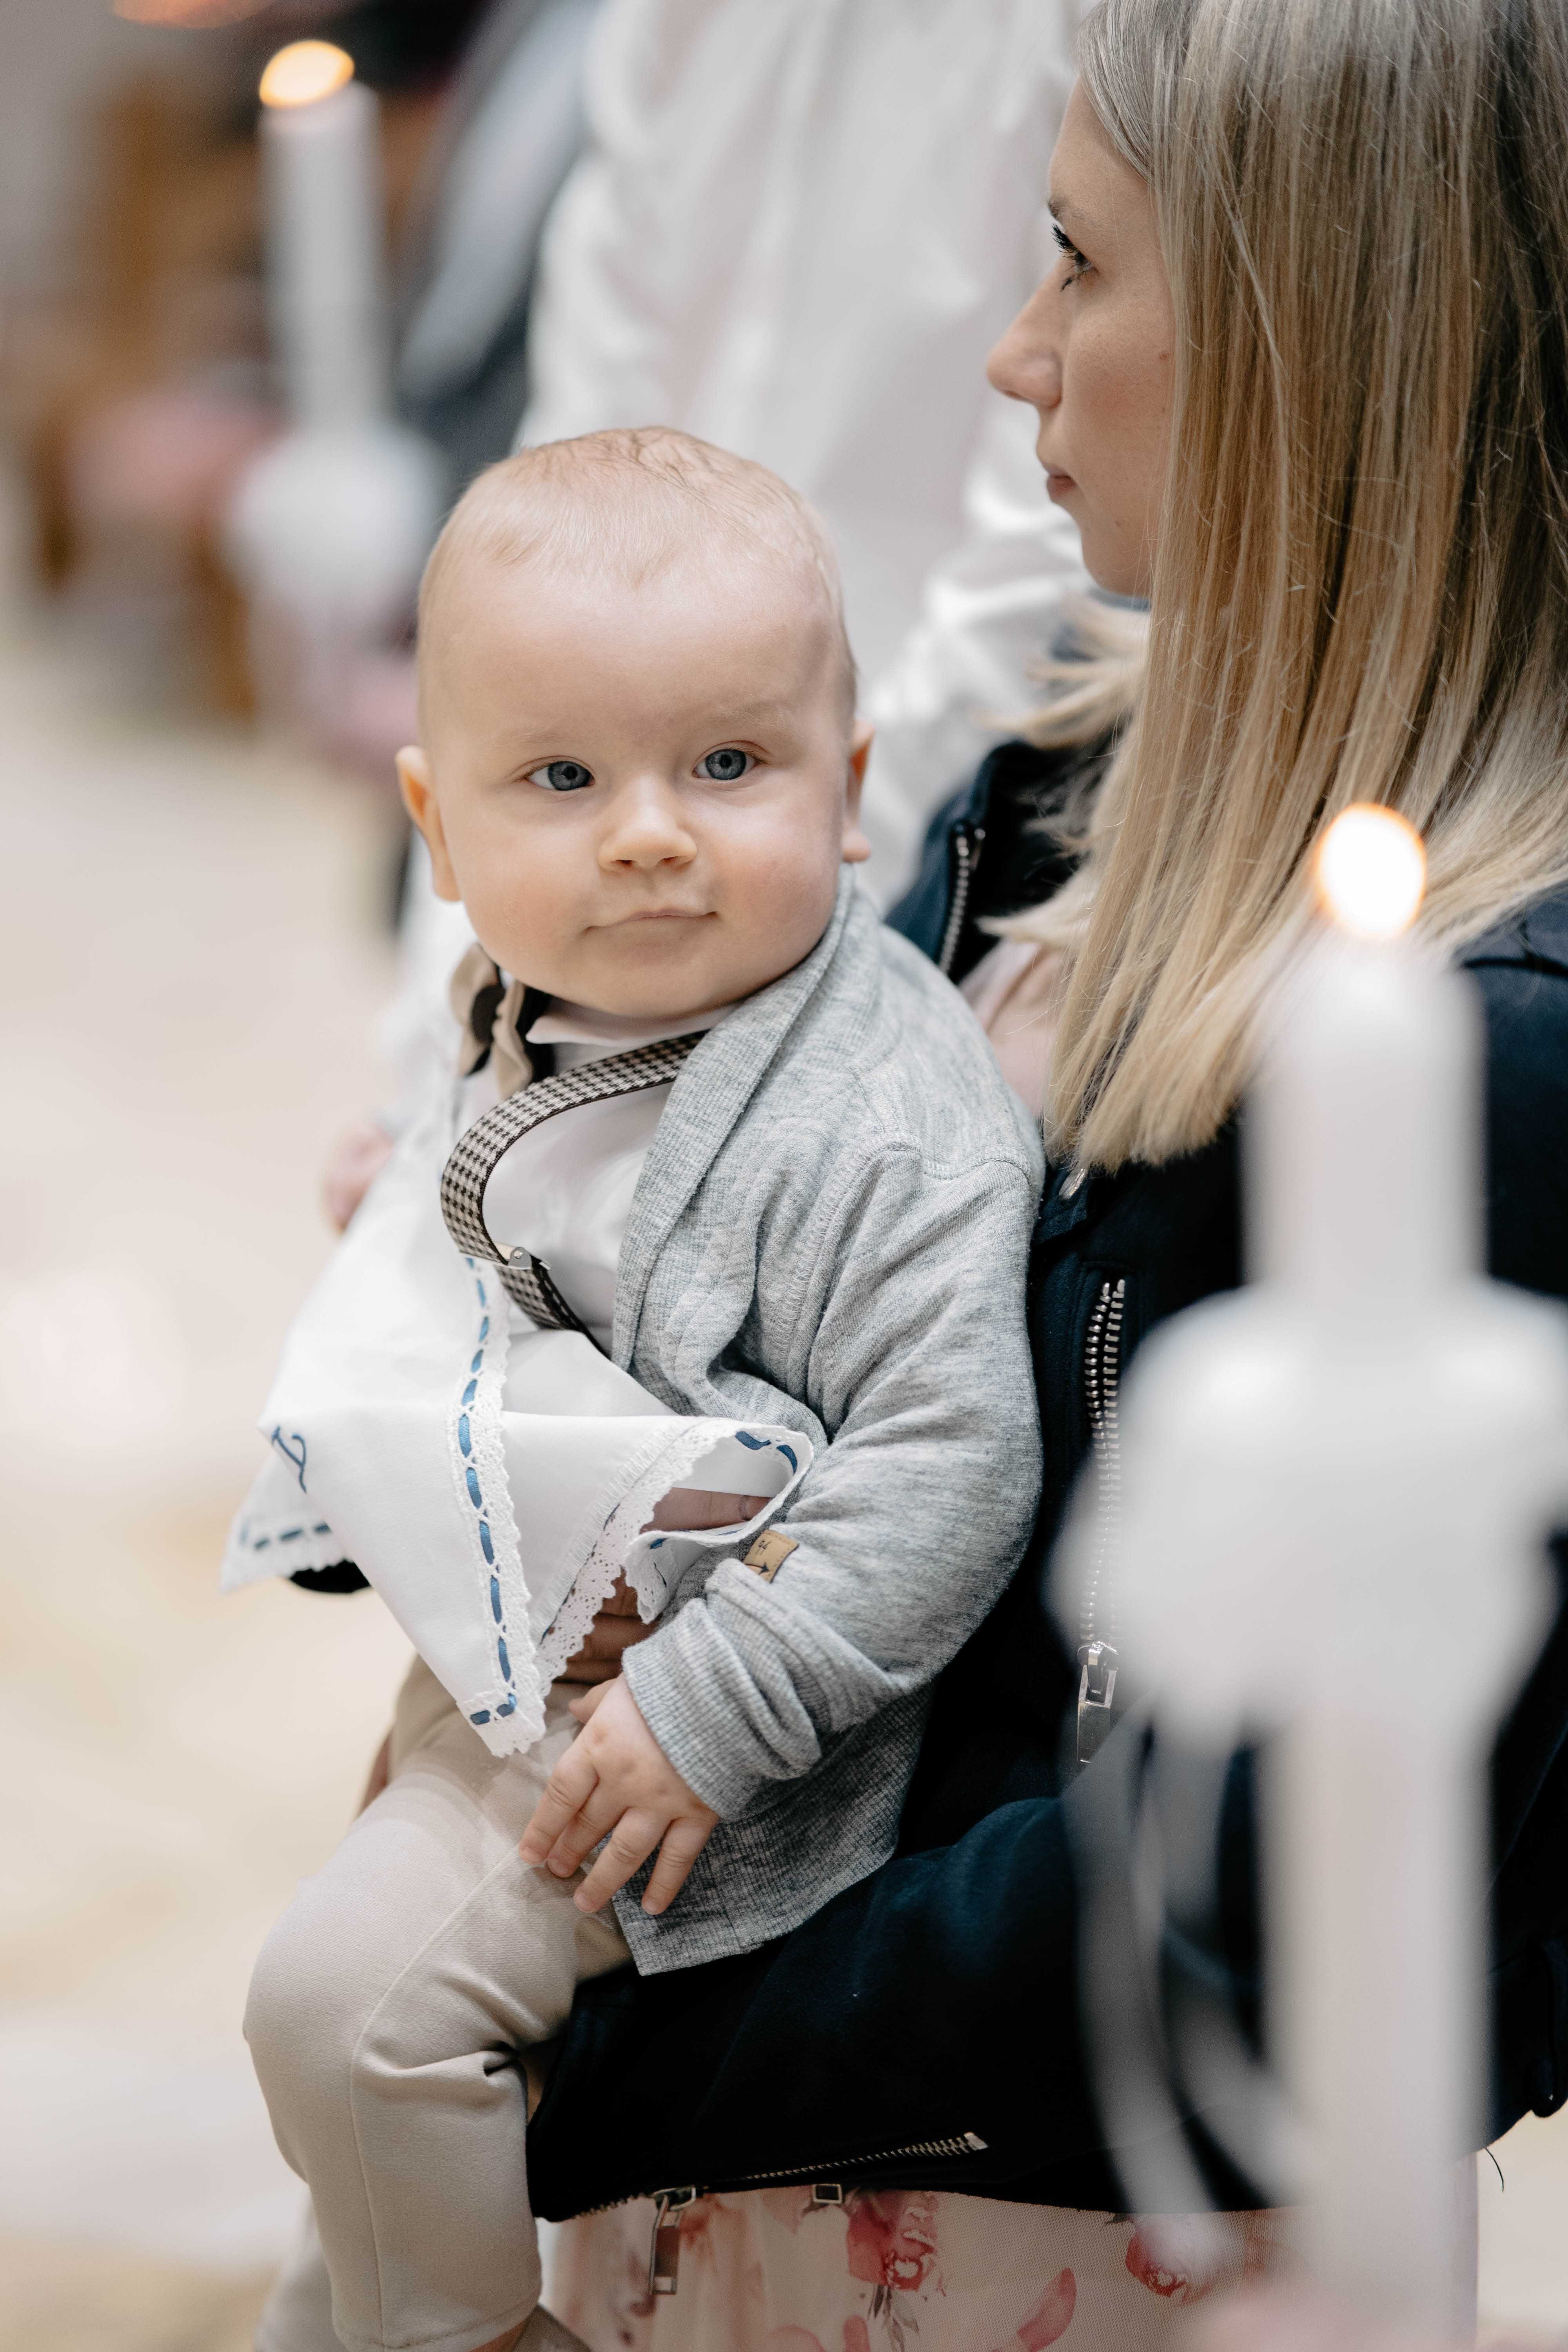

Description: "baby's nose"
599 780 697 866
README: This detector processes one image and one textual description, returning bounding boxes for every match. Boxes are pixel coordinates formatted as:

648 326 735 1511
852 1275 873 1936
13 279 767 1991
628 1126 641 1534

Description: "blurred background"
0 7 457 2345
0 2 1563 2345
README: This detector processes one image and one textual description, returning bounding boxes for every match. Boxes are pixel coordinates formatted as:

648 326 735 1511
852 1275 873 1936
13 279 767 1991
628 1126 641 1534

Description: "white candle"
1067 807 1568 2330
259 42 387 430
1253 825 1499 2319
228 41 445 671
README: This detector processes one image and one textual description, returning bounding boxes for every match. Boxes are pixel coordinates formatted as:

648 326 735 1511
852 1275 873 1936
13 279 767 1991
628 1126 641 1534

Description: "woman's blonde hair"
1016 0 1568 1171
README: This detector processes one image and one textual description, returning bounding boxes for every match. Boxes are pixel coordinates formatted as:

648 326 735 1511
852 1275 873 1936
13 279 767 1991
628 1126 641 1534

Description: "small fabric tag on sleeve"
742 1530 798 1582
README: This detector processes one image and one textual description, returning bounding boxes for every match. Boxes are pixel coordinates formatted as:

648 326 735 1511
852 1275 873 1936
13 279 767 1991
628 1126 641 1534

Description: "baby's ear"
396 746 461 901
841 720 874 866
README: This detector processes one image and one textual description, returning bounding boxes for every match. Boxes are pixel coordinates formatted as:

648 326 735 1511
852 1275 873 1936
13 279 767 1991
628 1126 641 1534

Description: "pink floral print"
1125 2213 1238 2303
845 2191 942 2295
551 2187 1286 2350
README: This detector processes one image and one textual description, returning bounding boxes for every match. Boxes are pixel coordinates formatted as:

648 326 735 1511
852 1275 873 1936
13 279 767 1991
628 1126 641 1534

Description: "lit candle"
1069 807 1568 2329
227 41 444 660
259 41 386 430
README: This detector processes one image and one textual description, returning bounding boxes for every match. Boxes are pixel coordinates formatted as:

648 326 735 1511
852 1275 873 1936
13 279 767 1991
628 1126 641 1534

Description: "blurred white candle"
1073 806 1568 2331
1257 813 1502 2321
229 42 443 674
260 42 386 429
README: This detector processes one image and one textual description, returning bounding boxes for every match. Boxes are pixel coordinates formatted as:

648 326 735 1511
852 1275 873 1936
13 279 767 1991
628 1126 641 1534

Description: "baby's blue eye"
526 759 594 792
697 748 753 782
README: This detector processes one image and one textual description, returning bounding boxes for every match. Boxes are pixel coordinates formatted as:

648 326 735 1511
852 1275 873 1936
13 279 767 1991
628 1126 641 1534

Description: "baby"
240 428 1042 2352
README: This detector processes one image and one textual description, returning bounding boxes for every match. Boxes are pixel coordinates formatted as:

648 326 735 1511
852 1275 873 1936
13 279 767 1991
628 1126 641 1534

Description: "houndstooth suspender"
439 1034 704 1339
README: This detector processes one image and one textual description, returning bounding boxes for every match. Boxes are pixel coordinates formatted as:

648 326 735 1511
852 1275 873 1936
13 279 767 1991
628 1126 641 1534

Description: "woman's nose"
598 777 698 870
987 286 1063 414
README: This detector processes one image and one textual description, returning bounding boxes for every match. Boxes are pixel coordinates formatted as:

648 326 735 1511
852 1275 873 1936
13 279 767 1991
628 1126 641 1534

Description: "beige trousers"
247 1659 630 2352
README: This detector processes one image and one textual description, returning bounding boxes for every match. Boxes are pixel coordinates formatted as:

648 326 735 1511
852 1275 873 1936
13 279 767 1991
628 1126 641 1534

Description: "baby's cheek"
726 826 839 939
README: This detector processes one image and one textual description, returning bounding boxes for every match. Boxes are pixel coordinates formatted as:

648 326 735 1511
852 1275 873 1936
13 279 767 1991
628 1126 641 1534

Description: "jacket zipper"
1077 1275 1126 1766
643 2131 989 2294
936 820 985 976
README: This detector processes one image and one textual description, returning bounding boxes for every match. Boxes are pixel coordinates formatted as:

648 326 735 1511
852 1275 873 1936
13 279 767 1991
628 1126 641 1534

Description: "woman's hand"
519 1677 719 1916
647 1486 771 1533
323 1119 394 1231
554 1488 768 1685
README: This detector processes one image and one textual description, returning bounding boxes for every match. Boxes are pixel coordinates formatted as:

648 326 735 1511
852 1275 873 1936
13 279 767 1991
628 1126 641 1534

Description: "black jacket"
523 740 1568 2219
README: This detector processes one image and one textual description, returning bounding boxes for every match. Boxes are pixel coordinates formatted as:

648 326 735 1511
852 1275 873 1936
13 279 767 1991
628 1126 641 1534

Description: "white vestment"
520 0 1091 887
224 1001 808 1755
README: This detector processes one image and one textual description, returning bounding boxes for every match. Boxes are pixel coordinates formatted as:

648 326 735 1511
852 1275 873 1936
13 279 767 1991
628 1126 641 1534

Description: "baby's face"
399 548 869 1019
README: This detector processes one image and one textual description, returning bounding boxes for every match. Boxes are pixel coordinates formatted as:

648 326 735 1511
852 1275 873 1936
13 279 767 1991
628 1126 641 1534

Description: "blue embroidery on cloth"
458 1263 520 1730
270 1427 309 1490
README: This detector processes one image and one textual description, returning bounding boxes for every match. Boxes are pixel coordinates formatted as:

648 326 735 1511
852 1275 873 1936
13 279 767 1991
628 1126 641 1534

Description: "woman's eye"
696 747 754 782
525 759 595 792
1051 221 1091 284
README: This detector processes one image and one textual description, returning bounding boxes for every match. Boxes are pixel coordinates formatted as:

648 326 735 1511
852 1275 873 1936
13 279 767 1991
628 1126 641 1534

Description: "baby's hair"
418 426 857 725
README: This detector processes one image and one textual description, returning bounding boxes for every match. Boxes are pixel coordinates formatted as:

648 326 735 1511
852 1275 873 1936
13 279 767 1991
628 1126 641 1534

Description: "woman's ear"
396 746 461 901
841 719 874 865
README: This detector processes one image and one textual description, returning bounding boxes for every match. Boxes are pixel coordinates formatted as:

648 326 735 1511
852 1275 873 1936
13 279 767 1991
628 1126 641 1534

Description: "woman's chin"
1078 530 1152 603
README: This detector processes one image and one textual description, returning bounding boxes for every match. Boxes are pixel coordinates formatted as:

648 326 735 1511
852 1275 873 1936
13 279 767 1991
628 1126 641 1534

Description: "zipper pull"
1076 1639 1120 1766
647 2186 697 2296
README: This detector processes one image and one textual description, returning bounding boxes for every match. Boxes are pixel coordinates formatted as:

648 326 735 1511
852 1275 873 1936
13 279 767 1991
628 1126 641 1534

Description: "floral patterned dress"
548 2188 1291 2350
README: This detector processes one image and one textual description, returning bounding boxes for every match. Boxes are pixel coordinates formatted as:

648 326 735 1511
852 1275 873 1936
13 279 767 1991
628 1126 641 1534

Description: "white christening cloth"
221 1051 809 1758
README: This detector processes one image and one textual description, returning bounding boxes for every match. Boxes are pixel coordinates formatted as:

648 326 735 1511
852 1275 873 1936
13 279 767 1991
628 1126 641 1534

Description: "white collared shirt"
478 997 733 1348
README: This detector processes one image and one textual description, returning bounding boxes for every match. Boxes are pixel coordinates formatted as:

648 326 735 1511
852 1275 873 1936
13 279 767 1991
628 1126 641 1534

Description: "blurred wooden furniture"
2 69 437 715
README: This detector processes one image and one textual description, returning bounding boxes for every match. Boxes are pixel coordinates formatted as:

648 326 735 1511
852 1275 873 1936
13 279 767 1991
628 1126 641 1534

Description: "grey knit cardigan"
608 874 1044 1971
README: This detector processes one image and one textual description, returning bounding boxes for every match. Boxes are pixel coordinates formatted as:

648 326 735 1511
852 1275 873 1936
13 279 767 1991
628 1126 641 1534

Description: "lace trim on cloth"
529 1417 808 1686
451 1256 548 1755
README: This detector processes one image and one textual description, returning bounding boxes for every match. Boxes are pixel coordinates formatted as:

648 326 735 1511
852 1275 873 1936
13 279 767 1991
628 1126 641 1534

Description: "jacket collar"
611 870 869 1370
1463 881 1568 976
1040 880 1568 1240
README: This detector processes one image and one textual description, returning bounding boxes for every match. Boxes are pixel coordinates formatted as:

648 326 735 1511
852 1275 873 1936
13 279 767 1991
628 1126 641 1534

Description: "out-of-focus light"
260 41 356 109
115 0 272 23
1315 805 1426 941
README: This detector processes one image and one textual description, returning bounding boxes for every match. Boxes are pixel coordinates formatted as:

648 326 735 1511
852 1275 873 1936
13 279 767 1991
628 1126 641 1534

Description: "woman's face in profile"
989 83 1175 600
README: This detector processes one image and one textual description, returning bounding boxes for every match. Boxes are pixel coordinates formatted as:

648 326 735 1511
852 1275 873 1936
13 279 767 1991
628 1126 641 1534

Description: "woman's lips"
1044 469 1078 500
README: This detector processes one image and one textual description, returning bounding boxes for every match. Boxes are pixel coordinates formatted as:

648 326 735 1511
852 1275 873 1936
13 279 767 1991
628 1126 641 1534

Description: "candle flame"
260 42 355 109
1315 806 1426 941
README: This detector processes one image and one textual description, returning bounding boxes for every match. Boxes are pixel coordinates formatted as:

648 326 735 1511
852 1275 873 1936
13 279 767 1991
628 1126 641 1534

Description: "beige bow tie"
448 943 537 1100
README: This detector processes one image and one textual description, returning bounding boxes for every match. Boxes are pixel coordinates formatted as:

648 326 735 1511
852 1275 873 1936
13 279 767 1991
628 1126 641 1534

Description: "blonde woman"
339 0 1568 2338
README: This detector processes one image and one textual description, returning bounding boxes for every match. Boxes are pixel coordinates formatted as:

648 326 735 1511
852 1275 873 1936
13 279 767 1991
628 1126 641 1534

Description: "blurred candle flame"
260 42 356 111
1315 805 1426 940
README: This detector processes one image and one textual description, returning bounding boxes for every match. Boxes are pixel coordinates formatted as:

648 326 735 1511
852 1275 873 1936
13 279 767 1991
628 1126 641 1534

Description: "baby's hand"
519 1679 719 1916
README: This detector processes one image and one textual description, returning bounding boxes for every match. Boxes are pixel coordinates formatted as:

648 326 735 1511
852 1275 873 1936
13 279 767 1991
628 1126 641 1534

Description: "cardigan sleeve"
622 1138 1043 1818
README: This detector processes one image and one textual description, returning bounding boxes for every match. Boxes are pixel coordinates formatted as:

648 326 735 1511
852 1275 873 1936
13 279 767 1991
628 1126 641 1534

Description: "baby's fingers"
518 1746 599 1866
540 1790 622 1880
641 1813 717 1915
573 1809 668 1914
